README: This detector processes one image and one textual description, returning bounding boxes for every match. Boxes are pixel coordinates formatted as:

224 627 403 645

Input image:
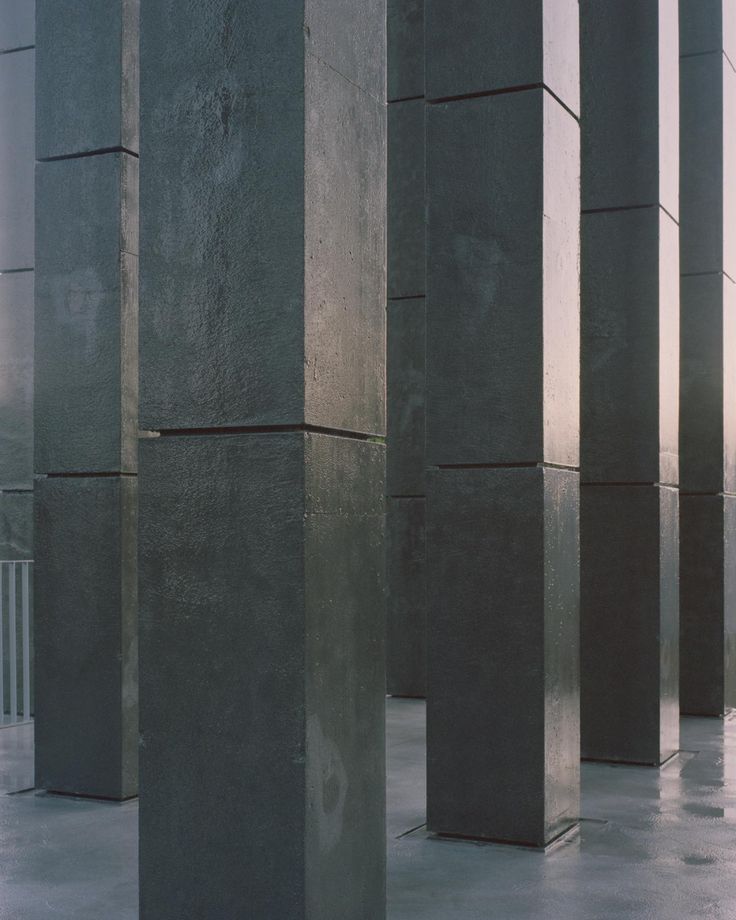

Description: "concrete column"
679 0 736 716
424 2 581 847
138 2 386 917
580 0 680 764
34 0 139 799
387 0 426 698
0 2 34 718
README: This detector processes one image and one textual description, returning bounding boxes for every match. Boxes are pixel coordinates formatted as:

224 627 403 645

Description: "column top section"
36 0 139 159
581 0 679 216
424 0 579 115
0 0 34 52
680 0 736 60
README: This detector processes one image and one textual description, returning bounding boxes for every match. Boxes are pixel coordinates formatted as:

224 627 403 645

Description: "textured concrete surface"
680 494 736 716
581 485 680 764
424 0 579 112
580 0 680 762
35 0 139 158
139 1 385 437
426 88 580 468
388 99 425 300
387 498 426 698
387 1 426 699
387 301 425 497
34 0 139 802
581 206 680 486
0 45 34 271
388 0 423 101
6 703 736 919
581 0 679 215
139 433 385 920
34 476 138 799
679 1 736 719
0 0 34 52
427 467 580 845
0 273 33 491
680 273 733 495
35 153 139 475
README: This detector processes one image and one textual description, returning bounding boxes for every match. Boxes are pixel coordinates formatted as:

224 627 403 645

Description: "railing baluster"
22 562 30 722
9 563 17 722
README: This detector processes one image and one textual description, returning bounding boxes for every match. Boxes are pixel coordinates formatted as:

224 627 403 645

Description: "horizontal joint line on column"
0 45 34 55
388 494 426 500
146 424 385 443
0 488 33 494
388 94 425 104
682 269 736 285
0 267 33 275
681 490 722 496
581 481 665 488
38 146 139 163
427 84 579 122
389 294 425 302
42 471 137 479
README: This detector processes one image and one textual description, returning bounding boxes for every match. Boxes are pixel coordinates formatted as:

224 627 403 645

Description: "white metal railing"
0 561 32 727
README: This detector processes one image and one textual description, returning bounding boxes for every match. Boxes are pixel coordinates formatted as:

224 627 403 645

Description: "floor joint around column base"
582 750 683 769
38 790 139 805
410 821 581 853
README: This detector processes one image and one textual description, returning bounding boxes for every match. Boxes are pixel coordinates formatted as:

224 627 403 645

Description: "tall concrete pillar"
424 2 581 847
679 0 736 716
0 2 35 717
387 0 426 698
33 0 139 799
138 3 386 917
580 0 680 764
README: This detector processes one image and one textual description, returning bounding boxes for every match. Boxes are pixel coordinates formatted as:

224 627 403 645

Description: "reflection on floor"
3 701 736 918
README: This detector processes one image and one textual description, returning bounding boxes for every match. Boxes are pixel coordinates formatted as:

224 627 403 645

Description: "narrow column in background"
580 0 680 764
387 0 427 698
138 2 386 917
0 2 35 720
424 1 581 847
679 0 736 716
33 0 139 799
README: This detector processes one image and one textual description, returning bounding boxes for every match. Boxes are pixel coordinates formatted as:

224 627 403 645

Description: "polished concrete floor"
2 702 736 918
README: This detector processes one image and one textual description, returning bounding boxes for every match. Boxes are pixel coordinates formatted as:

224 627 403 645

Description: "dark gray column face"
388 99 425 299
678 0 735 718
139 1 386 916
680 0 736 58
34 0 139 798
680 274 728 494
0 6 34 564
581 485 679 765
387 498 426 697
34 476 138 798
0 493 32 559
0 45 34 270
680 52 736 277
387 301 425 495
424 0 579 111
679 494 735 715
0 273 33 489
140 2 385 437
427 467 579 846
426 89 579 468
0 0 34 51
139 433 385 920
581 0 679 216
388 0 423 101
35 154 139 474
581 207 680 486
36 0 139 158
